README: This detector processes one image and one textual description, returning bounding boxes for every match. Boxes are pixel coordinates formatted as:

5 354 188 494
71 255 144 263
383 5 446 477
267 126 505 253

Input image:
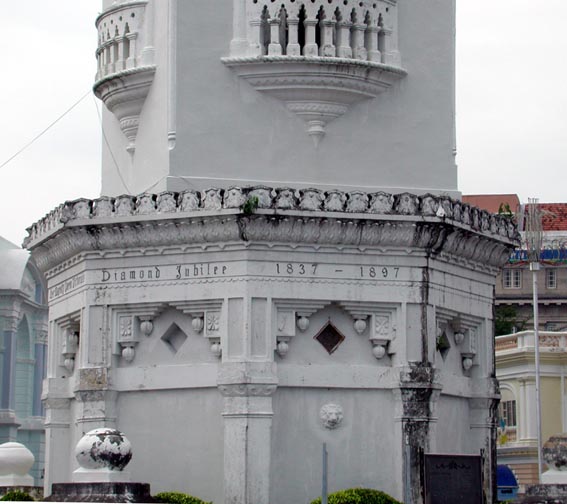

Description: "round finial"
543 434 567 471
354 319 367 334
75 428 132 472
0 442 34 478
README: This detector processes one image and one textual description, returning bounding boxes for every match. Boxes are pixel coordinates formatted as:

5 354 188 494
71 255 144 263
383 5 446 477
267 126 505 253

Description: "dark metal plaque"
424 454 483 504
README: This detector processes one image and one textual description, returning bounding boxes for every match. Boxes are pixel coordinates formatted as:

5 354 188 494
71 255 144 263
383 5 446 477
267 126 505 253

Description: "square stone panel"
314 322 345 355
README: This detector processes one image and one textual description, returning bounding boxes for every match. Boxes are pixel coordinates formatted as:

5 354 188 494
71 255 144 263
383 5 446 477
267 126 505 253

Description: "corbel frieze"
338 301 399 359
273 299 330 357
170 300 224 358
436 308 483 372
109 303 166 363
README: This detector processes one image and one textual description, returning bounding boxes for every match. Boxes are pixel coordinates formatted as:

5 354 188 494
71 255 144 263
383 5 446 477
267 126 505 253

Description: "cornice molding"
25 188 518 273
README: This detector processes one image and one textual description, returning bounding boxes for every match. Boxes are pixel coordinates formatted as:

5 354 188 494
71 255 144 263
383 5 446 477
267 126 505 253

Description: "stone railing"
95 1 150 82
24 187 519 247
495 331 567 352
230 0 399 66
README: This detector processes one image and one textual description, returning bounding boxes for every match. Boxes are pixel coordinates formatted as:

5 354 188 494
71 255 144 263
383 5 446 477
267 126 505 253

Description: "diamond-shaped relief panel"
436 330 451 361
314 322 345 355
161 323 188 354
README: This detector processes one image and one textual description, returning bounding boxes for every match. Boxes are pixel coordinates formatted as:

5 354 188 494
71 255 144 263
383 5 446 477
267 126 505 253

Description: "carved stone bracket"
339 302 398 359
273 299 330 357
111 303 166 363
436 309 480 371
221 56 405 146
170 300 224 358
58 311 81 372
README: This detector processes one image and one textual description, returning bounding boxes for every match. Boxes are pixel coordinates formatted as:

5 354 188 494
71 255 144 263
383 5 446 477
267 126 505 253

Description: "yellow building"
495 330 567 489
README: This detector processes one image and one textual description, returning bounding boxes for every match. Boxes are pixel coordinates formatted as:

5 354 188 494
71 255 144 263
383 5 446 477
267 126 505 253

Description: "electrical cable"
0 90 91 170
92 96 132 194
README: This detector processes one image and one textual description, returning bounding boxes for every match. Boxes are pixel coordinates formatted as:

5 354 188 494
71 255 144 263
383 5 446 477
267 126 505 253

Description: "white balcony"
93 1 155 153
223 0 405 145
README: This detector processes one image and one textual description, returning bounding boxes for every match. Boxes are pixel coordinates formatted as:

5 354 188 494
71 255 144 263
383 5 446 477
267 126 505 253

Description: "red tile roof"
462 194 520 214
534 203 567 231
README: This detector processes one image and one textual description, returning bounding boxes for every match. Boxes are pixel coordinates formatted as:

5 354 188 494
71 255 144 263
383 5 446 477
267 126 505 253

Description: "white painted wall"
100 0 458 197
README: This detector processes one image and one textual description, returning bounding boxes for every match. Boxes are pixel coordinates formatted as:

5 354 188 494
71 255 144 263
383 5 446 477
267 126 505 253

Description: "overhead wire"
92 96 132 194
0 90 91 170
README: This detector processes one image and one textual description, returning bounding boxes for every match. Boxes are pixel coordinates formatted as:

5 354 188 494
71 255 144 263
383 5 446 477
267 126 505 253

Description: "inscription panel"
424 454 482 504
50 261 411 298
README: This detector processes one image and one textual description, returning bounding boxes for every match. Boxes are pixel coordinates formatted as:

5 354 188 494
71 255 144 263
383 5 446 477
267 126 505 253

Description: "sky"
0 1 566 246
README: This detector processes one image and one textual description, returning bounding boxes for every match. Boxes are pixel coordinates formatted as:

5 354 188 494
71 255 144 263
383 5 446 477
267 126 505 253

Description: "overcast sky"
1 1 566 246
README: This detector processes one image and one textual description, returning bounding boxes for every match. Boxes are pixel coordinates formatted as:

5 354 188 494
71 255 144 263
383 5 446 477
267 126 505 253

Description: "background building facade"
0 236 47 486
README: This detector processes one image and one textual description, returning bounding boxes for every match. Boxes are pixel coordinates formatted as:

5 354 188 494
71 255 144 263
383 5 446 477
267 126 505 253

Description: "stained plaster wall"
101 0 458 196
434 396 473 454
116 389 224 502
271 388 400 504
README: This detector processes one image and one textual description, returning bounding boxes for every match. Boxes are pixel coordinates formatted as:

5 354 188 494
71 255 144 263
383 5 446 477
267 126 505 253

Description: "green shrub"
153 491 211 504
0 490 34 501
310 488 402 504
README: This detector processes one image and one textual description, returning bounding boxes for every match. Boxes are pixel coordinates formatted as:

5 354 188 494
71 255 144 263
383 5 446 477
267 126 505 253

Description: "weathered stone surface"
46 482 153 502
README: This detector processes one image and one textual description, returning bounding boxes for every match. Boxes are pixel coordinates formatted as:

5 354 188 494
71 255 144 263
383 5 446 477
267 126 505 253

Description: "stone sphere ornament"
543 434 567 471
372 345 386 359
320 403 344 430
354 319 367 334
75 428 132 471
0 442 34 477
297 316 310 332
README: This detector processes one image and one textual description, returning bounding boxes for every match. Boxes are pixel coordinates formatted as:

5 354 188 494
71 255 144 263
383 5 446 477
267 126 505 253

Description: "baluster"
126 32 138 69
268 13 282 55
116 36 126 72
382 27 400 66
303 16 318 57
336 19 352 58
287 15 300 56
352 22 367 60
249 18 263 56
104 43 112 75
319 17 336 57
366 23 381 62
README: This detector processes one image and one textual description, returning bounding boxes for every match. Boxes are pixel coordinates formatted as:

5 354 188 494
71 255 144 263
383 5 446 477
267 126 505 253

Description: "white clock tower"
25 2 516 503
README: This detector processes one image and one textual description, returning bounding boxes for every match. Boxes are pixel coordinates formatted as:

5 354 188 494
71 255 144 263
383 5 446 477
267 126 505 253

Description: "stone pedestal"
25 188 517 504
46 482 153 503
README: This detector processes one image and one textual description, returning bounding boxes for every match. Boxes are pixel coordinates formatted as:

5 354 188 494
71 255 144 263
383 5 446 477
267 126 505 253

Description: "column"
469 396 498 504
32 334 47 417
1 316 17 411
219 363 277 504
43 398 71 494
268 18 282 55
336 21 353 58
286 18 300 56
319 20 336 57
394 364 441 504
352 24 367 60
231 0 249 56
303 18 318 57
366 25 381 62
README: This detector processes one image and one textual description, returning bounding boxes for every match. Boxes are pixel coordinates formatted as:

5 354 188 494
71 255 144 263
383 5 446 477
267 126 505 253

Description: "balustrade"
232 0 400 66
95 1 148 82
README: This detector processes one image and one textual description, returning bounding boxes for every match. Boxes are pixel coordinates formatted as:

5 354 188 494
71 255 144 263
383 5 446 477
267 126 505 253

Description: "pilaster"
218 362 277 504
43 397 71 493
395 363 441 504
